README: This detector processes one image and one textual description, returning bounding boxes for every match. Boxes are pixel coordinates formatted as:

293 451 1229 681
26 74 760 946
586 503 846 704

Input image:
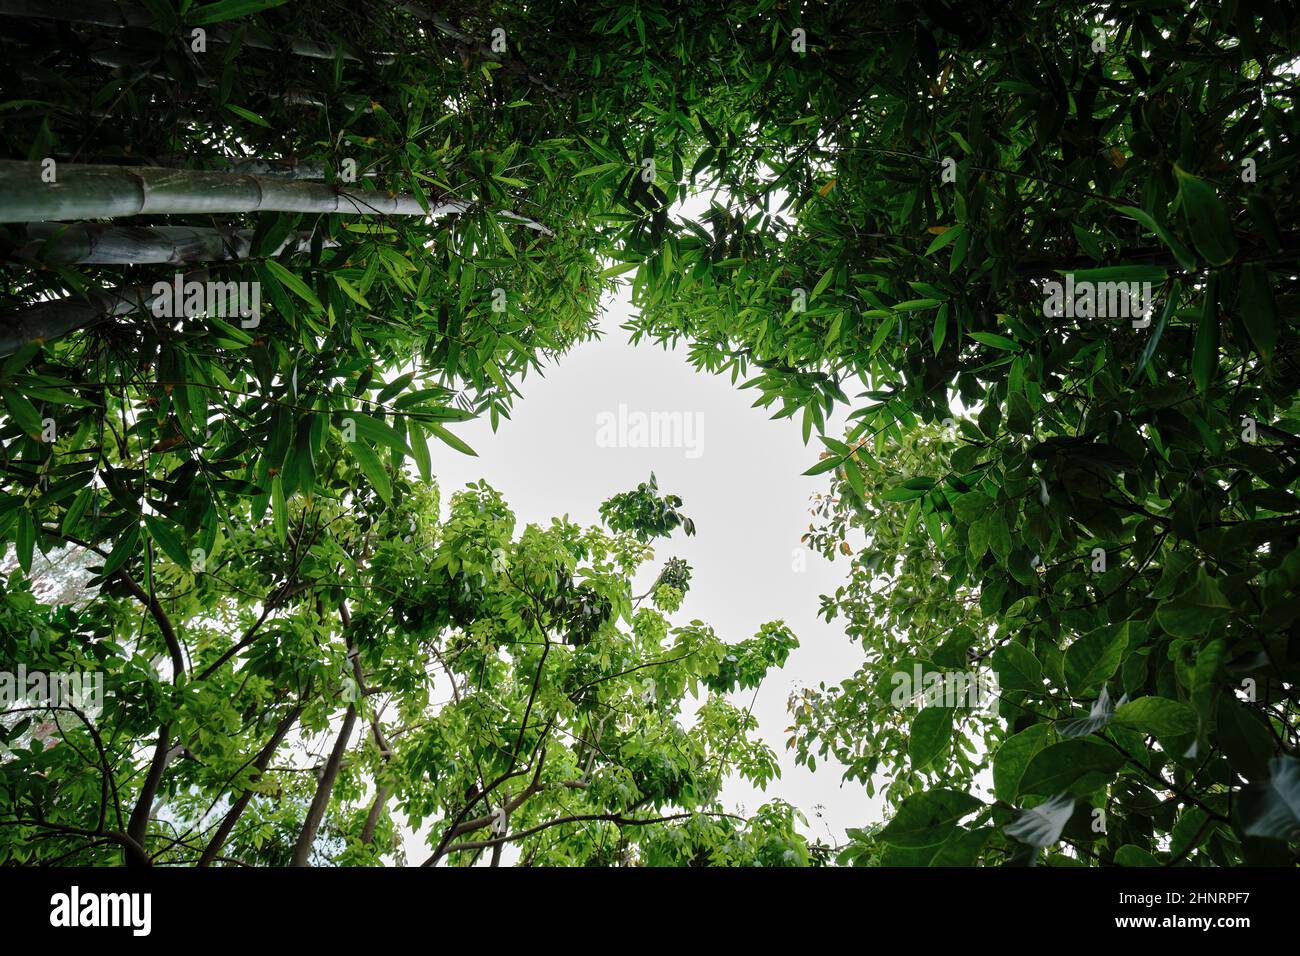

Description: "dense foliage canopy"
1 0 1298 866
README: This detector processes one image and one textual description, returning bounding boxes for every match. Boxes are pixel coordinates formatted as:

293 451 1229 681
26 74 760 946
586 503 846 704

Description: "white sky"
415 282 881 857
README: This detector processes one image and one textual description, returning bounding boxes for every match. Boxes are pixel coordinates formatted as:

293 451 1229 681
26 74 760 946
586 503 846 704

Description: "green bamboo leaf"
270 475 287 543
264 259 324 311
882 477 935 502
574 162 625 178
810 266 835 301
924 224 964 256
144 515 190 567
802 454 842 477
350 441 392 504
893 298 942 312
932 302 949 354
100 522 141 579
1129 282 1181 384
427 422 477 457
2 387 43 437
15 509 34 572
1192 283 1218 393
842 458 865 498
1175 166 1237 266
61 488 92 535
334 275 371 309
224 104 271 128
1067 264 1168 285
188 0 288 25
968 332 1018 351
1115 206 1196 272
901 496 922 540
376 372 415 405
1238 264 1276 361
408 419 431 481
341 413 410 455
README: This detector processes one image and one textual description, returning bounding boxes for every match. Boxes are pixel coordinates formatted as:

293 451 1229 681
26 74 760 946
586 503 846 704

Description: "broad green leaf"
909 706 953 771
992 643 1044 694
878 789 982 848
993 722 1052 801
1112 697 1197 736
1240 756 1300 841
1064 624 1129 696
1114 844 1160 866
928 826 991 866
952 490 992 523
1156 574 1229 638
1018 739 1126 796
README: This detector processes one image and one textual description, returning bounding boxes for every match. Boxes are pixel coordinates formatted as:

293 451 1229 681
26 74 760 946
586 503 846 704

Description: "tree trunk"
357 705 395 847
289 704 357 867
198 704 303 867
360 786 390 845
125 724 171 854
15 222 324 265
0 161 551 232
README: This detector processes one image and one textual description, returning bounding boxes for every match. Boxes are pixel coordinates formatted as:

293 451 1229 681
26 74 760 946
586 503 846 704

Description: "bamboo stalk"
10 46 373 112
0 0 394 63
0 161 551 233
40 156 336 180
230 159 328 180
39 156 344 181
16 222 325 265
0 272 209 356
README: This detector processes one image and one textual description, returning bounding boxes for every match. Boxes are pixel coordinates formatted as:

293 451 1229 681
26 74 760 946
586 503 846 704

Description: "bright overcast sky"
409 281 882 857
